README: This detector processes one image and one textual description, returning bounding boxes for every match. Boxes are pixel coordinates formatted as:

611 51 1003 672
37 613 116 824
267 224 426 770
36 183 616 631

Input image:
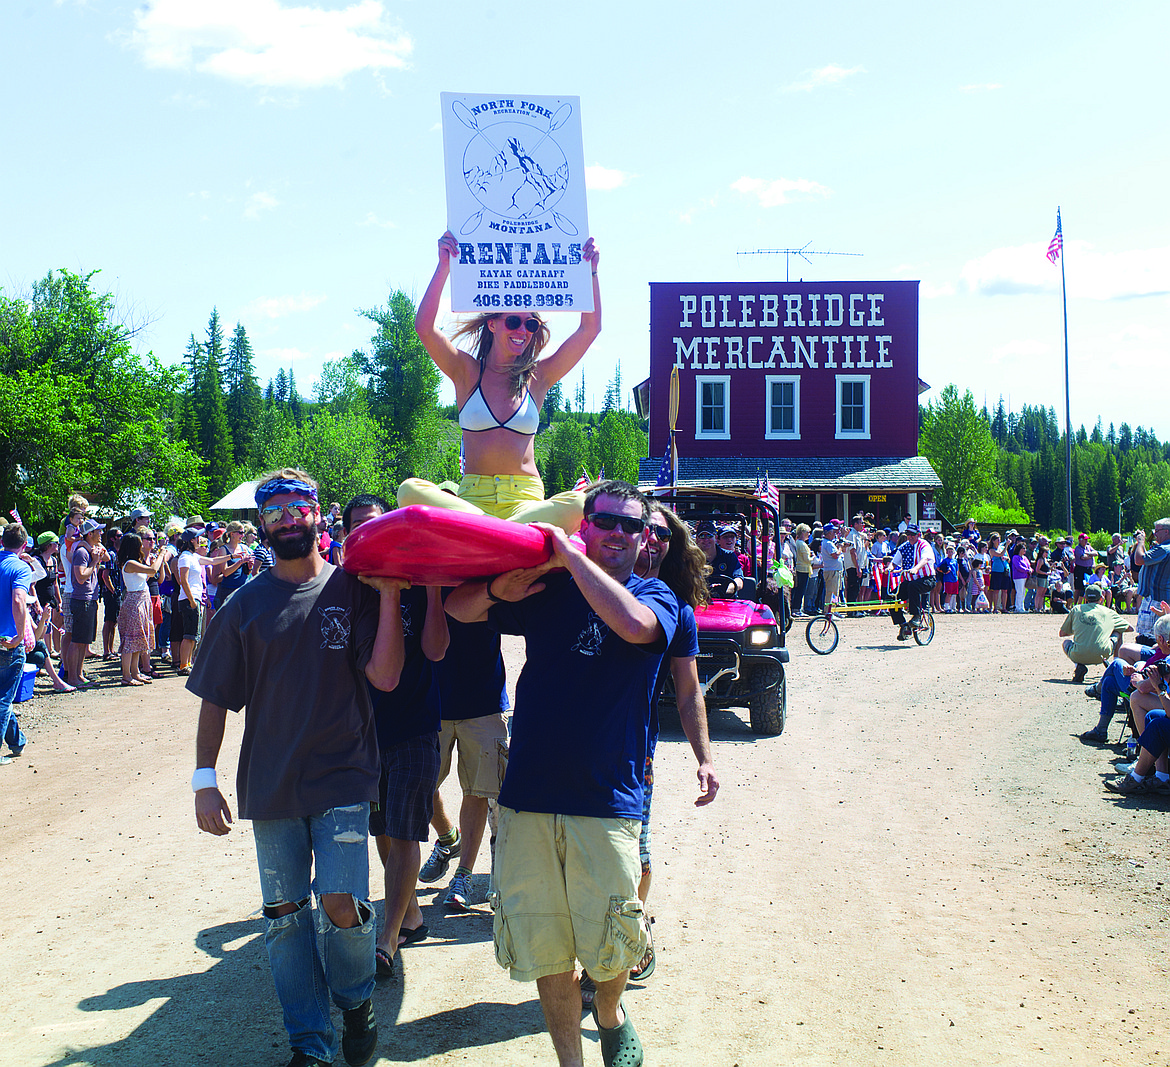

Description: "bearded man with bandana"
187 467 409 1067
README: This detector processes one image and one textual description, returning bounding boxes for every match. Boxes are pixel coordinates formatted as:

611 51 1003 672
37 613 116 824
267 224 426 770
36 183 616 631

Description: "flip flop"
375 947 398 979
397 923 429 947
630 928 655 981
592 999 643 1067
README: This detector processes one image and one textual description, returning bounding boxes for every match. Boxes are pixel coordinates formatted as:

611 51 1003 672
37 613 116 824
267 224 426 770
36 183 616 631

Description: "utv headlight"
748 627 773 647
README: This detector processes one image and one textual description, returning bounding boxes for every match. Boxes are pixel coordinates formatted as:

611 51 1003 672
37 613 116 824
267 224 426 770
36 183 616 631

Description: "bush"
970 503 1030 526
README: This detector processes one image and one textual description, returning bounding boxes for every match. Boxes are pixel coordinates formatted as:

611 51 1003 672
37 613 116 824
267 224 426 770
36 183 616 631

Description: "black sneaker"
341 997 378 1066
419 836 460 883
287 1053 330 1067
1072 663 1088 684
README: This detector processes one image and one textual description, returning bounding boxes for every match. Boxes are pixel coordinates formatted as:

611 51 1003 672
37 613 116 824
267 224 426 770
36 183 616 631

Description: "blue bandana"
255 478 319 511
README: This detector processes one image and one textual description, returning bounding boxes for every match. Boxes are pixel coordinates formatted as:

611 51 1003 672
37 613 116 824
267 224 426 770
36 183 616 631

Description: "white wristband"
191 767 218 792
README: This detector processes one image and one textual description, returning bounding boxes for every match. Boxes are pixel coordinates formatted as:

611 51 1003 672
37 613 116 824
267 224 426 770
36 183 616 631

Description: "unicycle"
805 615 839 655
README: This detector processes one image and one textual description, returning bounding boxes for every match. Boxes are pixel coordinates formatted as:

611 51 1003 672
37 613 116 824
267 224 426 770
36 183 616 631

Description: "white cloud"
243 191 279 220
246 293 327 318
679 197 718 225
784 64 864 93
920 282 957 299
585 164 633 191
128 0 412 89
359 211 396 229
960 241 1170 300
960 82 1003 93
731 176 831 208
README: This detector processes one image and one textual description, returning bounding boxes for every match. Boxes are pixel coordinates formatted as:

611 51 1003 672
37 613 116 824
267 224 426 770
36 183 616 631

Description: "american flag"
458 441 465 478
573 467 592 492
1047 209 1063 264
754 472 779 513
653 442 673 488
598 466 605 481
9 508 22 525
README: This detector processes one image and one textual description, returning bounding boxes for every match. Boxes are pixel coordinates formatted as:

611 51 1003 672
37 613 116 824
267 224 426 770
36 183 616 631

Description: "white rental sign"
441 92 592 313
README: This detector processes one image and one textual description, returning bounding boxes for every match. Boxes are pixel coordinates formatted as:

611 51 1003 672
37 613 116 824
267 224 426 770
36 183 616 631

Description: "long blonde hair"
451 313 550 398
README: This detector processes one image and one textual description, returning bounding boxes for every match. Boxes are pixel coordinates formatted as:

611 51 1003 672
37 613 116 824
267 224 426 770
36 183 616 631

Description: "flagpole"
1059 207 1072 537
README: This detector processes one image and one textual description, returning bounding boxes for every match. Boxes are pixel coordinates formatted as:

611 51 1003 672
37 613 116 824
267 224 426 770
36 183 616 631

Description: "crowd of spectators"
0 494 346 736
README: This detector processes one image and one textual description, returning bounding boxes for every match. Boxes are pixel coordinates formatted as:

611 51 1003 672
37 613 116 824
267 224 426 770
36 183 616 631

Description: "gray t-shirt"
71 542 100 601
186 562 381 821
820 538 844 573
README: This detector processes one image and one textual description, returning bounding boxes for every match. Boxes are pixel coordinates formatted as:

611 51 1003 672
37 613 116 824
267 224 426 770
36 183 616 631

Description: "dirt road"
2 613 1167 1066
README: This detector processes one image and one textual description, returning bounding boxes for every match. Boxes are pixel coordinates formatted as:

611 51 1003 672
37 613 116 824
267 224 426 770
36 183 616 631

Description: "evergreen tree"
205 308 226 379
1108 422 1117 446
224 322 262 467
183 333 203 394
575 370 586 414
541 380 564 425
1091 417 1104 444
287 368 304 426
354 290 445 482
1095 452 1121 534
991 397 1007 444
1118 422 1132 451
1013 452 1035 520
1071 453 1091 533
194 351 234 502
274 369 289 404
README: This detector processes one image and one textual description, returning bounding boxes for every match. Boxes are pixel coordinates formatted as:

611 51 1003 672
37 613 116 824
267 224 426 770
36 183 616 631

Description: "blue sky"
4 0 1168 436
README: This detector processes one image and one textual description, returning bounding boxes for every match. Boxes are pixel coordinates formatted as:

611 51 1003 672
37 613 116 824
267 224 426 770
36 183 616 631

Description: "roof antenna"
737 242 863 282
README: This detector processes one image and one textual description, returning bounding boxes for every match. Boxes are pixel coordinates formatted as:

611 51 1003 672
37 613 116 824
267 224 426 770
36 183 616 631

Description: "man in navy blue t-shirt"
447 481 677 1067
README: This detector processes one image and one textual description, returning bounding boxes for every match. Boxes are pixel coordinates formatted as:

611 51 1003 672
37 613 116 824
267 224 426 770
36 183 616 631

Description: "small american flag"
756 472 779 513
653 443 673 488
9 508 22 525
458 441 465 478
1047 209 1063 264
598 466 605 481
573 467 592 492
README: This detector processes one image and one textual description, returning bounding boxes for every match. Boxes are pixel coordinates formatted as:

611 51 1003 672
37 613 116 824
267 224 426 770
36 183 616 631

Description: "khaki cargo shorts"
437 713 509 799
491 806 647 983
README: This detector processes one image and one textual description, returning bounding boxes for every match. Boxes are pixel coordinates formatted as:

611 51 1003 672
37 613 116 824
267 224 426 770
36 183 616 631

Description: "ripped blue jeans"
253 803 375 1062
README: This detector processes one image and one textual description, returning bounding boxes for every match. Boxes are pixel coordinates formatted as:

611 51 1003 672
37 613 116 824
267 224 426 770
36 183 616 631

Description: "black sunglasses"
587 512 646 536
503 315 540 333
648 523 672 541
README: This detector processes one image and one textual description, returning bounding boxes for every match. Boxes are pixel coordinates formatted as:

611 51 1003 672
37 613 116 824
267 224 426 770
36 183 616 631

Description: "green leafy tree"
592 410 646 485
0 269 204 523
299 408 395 503
919 385 996 521
544 419 593 494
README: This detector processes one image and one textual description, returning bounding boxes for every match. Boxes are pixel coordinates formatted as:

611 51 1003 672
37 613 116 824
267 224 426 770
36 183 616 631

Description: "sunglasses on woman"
502 315 540 333
647 523 672 541
586 512 646 536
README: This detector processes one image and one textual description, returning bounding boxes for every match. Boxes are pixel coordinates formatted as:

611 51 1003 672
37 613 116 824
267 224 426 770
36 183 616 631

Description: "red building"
636 280 941 528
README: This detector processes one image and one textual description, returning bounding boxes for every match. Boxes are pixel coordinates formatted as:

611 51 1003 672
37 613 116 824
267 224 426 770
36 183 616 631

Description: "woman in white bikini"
397 230 601 534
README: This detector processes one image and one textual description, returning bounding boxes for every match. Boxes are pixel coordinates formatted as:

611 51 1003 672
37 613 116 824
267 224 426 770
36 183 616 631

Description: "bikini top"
458 371 540 436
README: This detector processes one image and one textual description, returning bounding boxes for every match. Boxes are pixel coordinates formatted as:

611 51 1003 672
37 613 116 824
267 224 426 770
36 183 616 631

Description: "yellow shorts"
437 714 509 799
490 806 647 983
397 475 584 536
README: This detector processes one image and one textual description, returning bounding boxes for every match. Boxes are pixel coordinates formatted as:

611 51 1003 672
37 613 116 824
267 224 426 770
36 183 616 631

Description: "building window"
695 376 730 440
835 375 870 440
764 375 800 440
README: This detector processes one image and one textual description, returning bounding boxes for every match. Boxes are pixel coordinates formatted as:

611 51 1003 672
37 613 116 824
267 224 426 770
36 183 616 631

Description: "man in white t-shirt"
175 530 205 674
